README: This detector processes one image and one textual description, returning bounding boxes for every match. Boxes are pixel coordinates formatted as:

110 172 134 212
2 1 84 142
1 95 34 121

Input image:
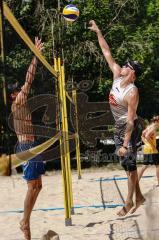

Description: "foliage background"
0 0 159 155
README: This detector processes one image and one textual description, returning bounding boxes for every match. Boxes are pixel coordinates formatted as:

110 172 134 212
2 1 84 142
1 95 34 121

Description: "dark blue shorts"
114 118 144 172
16 141 45 181
114 135 137 172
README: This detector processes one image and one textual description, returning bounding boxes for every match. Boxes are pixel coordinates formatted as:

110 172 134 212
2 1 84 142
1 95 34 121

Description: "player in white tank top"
89 20 145 217
109 76 138 126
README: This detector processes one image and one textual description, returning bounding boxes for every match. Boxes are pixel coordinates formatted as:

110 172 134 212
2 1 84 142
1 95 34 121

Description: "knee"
142 165 148 171
127 162 137 172
29 184 42 193
34 184 42 193
120 156 137 172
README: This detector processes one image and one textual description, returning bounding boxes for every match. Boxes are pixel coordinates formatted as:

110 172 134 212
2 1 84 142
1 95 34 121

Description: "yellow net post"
54 58 68 219
61 63 74 215
54 57 71 225
72 89 82 179
57 57 73 225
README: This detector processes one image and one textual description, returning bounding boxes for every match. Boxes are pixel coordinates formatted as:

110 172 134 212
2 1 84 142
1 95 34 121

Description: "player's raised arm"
88 20 121 80
15 37 43 104
23 37 44 94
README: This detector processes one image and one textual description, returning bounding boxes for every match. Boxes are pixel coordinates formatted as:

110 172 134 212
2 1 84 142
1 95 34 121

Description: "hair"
127 60 142 77
150 116 159 123
8 81 21 93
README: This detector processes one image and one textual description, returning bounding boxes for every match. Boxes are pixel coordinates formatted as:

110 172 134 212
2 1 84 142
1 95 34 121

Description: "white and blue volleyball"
62 4 79 22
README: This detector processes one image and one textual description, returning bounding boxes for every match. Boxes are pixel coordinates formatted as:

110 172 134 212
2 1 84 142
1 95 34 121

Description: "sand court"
0 166 159 240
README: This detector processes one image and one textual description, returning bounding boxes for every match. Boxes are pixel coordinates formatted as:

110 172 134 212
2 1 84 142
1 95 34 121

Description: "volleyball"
62 4 79 22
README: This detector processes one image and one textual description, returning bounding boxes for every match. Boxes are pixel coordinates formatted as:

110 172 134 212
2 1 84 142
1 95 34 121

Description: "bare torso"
12 101 34 143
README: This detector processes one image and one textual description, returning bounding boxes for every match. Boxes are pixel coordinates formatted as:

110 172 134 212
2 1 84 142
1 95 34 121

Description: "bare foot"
130 197 145 214
117 201 134 217
20 220 31 240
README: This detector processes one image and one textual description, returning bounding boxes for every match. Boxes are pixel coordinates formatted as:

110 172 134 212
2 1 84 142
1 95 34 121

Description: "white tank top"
109 77 137 127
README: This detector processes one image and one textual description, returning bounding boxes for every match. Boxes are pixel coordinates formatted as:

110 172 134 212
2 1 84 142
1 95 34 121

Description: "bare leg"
20 177 42 240
138 165 148 181
130 174 145 214
117 170 137 216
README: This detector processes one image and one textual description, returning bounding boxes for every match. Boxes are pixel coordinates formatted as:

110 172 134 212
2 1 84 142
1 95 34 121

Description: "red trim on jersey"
109 94 118 106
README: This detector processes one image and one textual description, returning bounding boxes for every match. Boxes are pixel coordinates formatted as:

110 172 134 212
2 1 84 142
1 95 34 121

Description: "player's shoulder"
128 85 138 96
